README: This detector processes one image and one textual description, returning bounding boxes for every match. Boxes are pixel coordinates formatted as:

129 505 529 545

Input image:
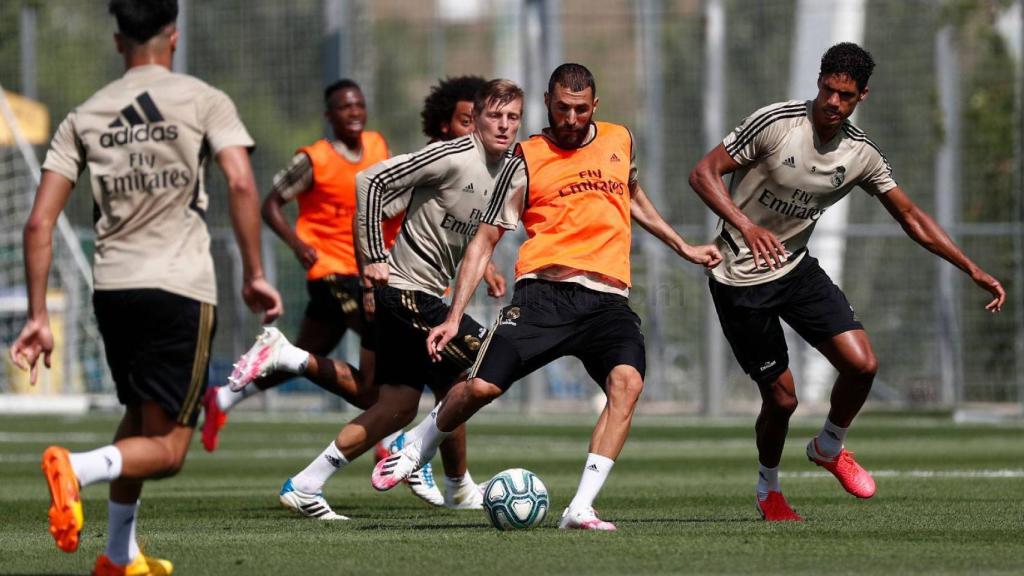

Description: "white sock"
104 500 140 565
568 453 615 512
216 383 260 412
757 464 780 501
379 430 403 451
445 471 474 487
69 445 122 488
815 419 848 458
405 401 443 445
416 408 450 462
277 342 311 374
292 441 348 494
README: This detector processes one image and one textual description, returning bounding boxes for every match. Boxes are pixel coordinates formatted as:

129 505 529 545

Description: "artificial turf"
1 412 1021 575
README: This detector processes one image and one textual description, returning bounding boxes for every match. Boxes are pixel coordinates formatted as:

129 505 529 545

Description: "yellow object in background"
0 91 49 146
6 291 67 395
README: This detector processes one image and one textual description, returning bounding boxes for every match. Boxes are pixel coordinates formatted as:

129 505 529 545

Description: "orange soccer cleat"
92 553 174 576
201 387 228 452
41 445 84 552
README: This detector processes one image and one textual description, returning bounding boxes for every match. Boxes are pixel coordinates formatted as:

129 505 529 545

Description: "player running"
374 63 721 531
201 79 398 454
234 79 523 519
9 1 282 573
688 42 1005 521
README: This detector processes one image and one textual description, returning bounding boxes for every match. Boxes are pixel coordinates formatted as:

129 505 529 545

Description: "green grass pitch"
1 412 1022 575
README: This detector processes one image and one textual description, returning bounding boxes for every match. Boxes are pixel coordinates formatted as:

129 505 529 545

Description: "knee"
157 444 188 478
466 378 503 404
766 384 798 416
606 367 644 405
840 350 878 382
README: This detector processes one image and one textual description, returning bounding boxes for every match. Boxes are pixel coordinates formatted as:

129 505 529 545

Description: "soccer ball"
482 468 549 530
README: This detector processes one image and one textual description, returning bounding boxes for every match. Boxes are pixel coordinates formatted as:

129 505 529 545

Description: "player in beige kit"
9 1 281 573
689 42 1005 521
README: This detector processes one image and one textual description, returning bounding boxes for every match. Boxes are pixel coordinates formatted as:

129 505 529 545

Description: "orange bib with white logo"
515 121 633 286
296 133 393 279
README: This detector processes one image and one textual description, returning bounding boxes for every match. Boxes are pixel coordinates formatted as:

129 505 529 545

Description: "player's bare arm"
878 186 1005 311
9 171 74 384
426 222 505 361
218 146 283 322
482 261 506 298
689 144 788 269
629 182 721 269
261 164 318 270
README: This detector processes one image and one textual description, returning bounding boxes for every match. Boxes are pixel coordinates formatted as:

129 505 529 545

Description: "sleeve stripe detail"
482 154 525 225
840 125 896 182
725 107 807 157
364 138 475 260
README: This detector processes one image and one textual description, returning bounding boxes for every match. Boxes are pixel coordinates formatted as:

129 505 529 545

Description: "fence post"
701 0 726 416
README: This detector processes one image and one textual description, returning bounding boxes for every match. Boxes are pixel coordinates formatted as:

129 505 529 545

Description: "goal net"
0 89 112 412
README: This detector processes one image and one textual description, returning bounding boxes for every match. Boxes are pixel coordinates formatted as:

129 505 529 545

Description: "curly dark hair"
421 75 486 141
819 42 875 91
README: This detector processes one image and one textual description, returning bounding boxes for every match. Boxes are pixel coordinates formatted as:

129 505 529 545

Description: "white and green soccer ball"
482 468 549 530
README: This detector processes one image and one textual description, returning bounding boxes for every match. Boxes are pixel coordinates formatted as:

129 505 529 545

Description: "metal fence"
0 0 1021 415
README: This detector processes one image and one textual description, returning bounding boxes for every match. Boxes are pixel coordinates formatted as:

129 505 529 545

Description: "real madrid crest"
830 165 847 188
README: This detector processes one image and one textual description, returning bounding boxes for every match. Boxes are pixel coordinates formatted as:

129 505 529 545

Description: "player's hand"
242 277 284 323
483 263 506 299
740 224 787 270
9 318 54 386
426 320 459 363
362 288 376 321
971 269 1005 312
683 244 723 269
292 241 318 270
363 262 390 287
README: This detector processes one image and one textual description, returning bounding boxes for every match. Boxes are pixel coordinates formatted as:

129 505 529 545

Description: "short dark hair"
108 0 178 44
324 79 361 106
420 76 487 140
473 79 524 116
547 63 596 97
819 42 875 91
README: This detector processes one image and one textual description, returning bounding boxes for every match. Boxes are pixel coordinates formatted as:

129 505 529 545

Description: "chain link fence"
0 0 1020 415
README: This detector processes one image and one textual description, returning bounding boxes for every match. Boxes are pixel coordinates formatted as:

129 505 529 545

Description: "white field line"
782 469 1024 479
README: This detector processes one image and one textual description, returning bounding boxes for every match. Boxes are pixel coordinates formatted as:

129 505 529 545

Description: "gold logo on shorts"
506 307 520 321
463 335 481 351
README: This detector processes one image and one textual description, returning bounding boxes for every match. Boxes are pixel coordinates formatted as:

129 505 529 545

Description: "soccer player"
8 1 283 573
688 42 1006 521
373 63 722 531
236 79 523 519
201 79 397 448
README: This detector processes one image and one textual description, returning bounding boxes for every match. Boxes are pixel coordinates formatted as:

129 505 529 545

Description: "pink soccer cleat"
201 387 228 452
806 439 876 499
557 507 617 531
756 491 803 522
227 327 287 391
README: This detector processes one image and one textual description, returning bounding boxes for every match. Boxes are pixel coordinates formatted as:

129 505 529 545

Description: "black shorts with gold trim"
305 274 374 351
93 289 217 427
373 285 486 391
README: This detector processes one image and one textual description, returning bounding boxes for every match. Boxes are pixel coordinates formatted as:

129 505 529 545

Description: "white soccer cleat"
444 475 484 510
228 327 288 391
279 478 349 520
407 466 445 507
558 506 617 531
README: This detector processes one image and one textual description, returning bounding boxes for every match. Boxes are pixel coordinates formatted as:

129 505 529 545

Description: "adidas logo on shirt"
782 156 796 168
609 153 621 163
100 91 178 148
461 182 475 193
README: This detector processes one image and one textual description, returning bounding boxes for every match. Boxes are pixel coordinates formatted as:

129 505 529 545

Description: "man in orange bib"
202 79 399 448
373 63 722 531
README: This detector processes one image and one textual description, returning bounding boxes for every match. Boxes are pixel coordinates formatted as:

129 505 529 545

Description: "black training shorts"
305 274 374 351
93 289 217 427
471 279 646 391
708 254 863 385
373 285 487 391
